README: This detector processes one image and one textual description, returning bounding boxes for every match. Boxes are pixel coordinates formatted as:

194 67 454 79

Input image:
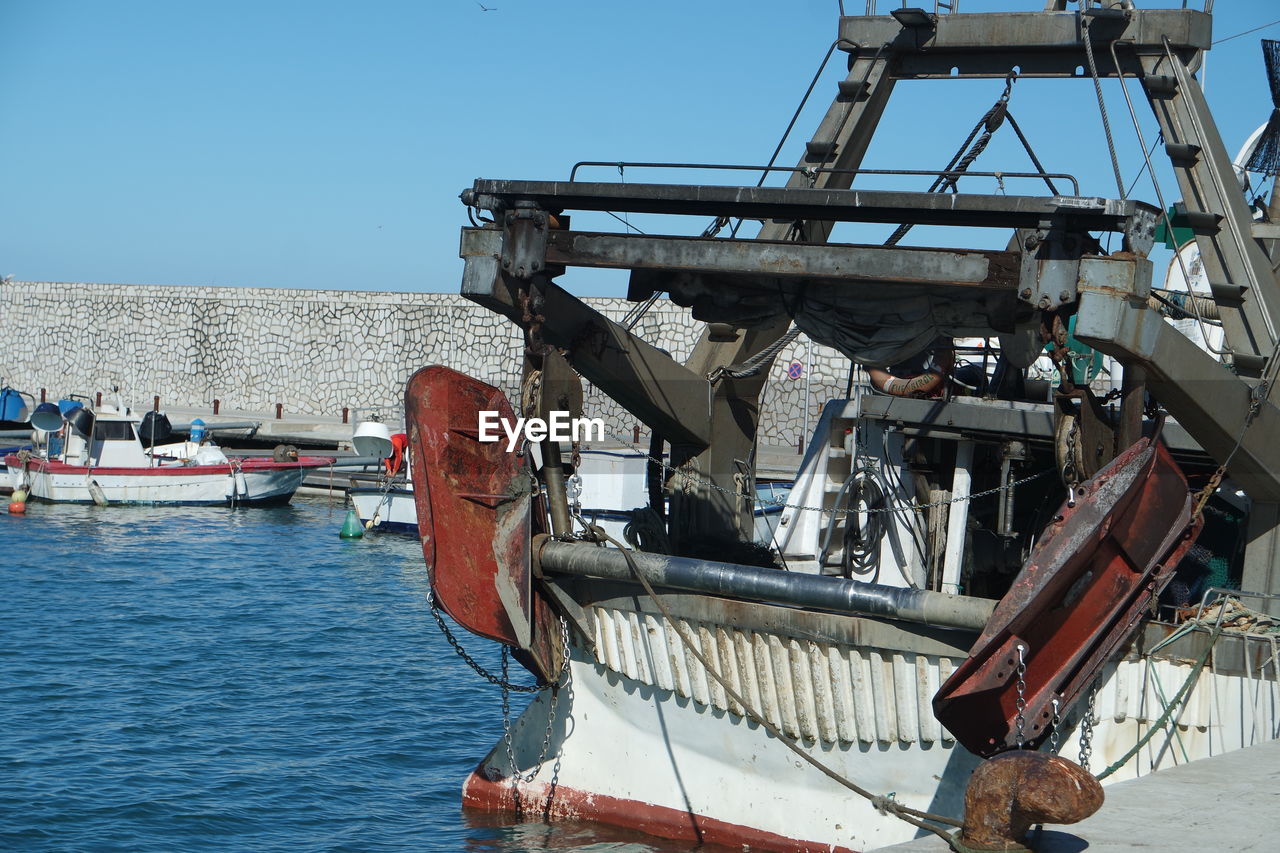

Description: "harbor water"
0 499 706 852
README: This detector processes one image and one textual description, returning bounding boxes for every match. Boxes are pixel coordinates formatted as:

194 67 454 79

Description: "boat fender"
7 501 25 514
87 479 109 507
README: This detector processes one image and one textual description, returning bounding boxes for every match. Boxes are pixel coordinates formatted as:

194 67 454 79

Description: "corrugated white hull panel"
472 605 1280 851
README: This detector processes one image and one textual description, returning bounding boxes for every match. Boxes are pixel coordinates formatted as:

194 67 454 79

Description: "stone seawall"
2 281 850 445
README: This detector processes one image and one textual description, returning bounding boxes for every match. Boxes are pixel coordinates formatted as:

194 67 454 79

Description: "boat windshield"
94 421 136 441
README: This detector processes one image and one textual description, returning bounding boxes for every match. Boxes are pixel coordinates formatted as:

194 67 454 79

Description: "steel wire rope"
583 524 967 849
1106 38 1228 355
1081 12 1127 199
883 72 1062 246
707 327 803 381
1213 18 1280 47
721 39 889 240
1003 112 1061 195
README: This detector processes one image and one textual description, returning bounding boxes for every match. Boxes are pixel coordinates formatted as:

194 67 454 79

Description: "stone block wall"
1 281 850 446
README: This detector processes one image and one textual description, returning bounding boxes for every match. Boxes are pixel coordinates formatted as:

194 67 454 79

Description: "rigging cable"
885 72 1062 245
1080 12 1126 199
1213 18 1280 47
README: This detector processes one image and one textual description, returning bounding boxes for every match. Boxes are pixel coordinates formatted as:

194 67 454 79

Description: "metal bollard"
275 403 283 419
213 399 220 415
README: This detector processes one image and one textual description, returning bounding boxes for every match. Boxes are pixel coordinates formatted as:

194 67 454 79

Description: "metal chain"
608 429 1050 517
1014 643 1028 748
1078 680 1098 772
1065 417 1079 507
1049 698 1062 755
501 615 572 815
425 588 542 693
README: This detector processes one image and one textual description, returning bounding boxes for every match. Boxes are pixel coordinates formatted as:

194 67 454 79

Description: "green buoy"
339 509 365 539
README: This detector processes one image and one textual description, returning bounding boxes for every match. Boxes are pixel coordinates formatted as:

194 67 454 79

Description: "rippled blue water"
0 499 700 852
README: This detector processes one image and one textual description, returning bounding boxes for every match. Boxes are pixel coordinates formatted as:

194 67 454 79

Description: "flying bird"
476 2 497 10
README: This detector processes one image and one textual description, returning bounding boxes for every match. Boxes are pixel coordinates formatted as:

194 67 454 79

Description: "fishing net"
1244 39 1280 176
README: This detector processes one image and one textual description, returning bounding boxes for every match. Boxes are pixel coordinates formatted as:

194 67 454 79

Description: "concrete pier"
870 740 1280 853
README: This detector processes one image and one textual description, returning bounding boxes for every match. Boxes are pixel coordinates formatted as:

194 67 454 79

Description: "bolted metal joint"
500 205 551 280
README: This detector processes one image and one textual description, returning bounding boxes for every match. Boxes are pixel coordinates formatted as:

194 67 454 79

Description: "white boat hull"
350 487 418 534
349 484 784 544
7 460 307 505
468 598 1280 852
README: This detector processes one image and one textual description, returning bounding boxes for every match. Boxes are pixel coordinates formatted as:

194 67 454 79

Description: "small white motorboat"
5 402 332 506
347 419 416 532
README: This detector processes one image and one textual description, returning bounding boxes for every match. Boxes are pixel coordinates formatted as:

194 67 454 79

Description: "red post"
96 392 102 407
213 399 220 415
633 424 641 443
153 395 160 412
342 407 349 424
275 403 283 420
40 388 46 403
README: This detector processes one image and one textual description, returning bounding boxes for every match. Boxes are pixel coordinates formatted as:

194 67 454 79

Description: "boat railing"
856 2 960 17
348 406 405 432
566 161 1081 196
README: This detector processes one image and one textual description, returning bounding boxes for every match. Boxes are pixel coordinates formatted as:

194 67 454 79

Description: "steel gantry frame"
458 2 1280 594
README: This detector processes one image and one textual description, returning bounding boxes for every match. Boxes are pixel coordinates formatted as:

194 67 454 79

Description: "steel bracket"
500 205 550 280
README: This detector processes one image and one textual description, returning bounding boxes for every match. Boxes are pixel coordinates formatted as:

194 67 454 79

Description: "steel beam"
1073 271 1280 502
464 180 1158 244
838 9 1209 79
460 232 712 447
1138 50 1280 367
510 228 1020 290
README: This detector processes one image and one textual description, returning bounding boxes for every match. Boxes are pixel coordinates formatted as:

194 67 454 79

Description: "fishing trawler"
408 2 1280 850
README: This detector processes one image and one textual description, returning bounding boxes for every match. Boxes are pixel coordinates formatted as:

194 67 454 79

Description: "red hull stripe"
4 455 332 476
463 769 857 853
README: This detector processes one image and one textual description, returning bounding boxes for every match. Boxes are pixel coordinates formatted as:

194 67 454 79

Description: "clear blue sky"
1 0 1277 296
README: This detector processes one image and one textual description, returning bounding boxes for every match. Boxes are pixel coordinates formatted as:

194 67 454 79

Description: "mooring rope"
1095 619 1225 780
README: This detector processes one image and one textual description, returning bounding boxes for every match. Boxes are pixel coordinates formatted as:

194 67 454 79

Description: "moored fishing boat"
349 417 789 542
408 3 1280 850
5 402 332 506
